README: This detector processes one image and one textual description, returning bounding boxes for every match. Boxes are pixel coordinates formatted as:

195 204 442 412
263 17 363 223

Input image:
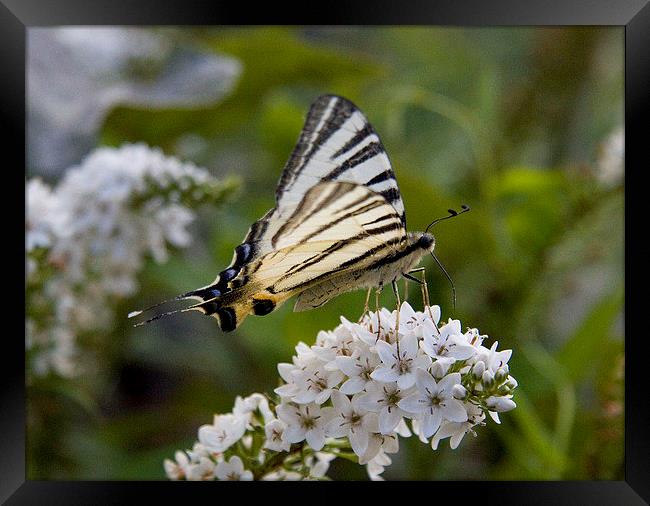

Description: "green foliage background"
28 27 624 480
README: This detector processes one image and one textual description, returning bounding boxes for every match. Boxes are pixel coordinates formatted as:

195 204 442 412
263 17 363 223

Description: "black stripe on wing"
322 141 384 181
275 95 406 226
272 236 405 294
276 95 355 201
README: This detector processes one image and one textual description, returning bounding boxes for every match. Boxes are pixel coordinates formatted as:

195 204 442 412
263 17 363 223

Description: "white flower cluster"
165 393 340 481
165 303 517 481
26 143 236 377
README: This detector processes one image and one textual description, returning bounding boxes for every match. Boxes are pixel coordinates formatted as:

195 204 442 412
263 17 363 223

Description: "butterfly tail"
130 279 285 332
172 285 237 332
127 284 238 332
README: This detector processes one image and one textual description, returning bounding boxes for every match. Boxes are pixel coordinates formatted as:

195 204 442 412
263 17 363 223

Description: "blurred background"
26 26 624 480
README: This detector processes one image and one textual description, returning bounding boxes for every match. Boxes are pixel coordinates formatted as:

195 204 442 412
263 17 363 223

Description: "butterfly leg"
392 279 402 354
374 285 383 341
408 267 439 333
403 274 409 302
404 267 427 302
358 287 373 323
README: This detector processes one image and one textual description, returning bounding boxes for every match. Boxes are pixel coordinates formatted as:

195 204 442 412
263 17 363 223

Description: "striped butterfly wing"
187 95 408 330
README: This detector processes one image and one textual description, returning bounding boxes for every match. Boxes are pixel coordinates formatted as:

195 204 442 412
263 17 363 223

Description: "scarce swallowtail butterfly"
131 94 457 332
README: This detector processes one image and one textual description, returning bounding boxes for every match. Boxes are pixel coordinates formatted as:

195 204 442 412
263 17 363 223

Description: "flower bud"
506 376 518 389
241 435 253 449
495 365 509 382
431 361 446 379
472 361 485 379
497 384 511 396
486 396 517 412
482 370 495 388
452 384 468 400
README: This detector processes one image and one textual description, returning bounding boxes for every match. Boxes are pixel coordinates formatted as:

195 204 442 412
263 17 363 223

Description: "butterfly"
131 94 466 332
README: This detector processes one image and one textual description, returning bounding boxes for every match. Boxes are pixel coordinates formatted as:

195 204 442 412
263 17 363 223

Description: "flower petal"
398 393 427 414
441 398 468 423
420 410 442 438
371 366 399 383
379 406 402 434
306 427 326 451
349 429 369 457
339 376 366 394
375 340 396 365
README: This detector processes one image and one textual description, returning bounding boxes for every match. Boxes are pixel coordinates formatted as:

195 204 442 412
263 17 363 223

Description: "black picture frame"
5 0 648 503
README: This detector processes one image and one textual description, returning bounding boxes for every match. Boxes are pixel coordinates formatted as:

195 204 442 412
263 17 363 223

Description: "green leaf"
557 288 623 383
502 390 567 477
487 166 571 259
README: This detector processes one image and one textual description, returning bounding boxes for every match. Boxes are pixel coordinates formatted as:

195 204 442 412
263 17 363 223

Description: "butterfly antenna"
430 251 457 312
425 204 470 233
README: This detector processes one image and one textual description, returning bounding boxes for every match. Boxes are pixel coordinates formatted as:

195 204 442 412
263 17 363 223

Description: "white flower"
421 319 476 365
366 450 392 481
234 393 275 424
325 391 379 457
394 418 413 438
486 396 517 413
463 327 487 347
186 442 215 462
359 433 399 465
371 333 432 389
431 403 485 450
340 316 384 347
163 451 190 480
198 413 247 453
398 370 468 438
473 341 512 373
263 419 291 452
311 327 356 369
215 456 253 481
305 452 337 478
26 143 232 378
398 302 440 335
288 366 344 405
363 308 397 341
335 346 380 394
276 402 334 451
185 457 216 481
26 179 60 252
358 382 413 435
431 422 472 450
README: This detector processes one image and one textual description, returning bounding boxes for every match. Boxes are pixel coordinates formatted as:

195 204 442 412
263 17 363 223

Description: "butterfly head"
414 231 435 252
396 232 436 276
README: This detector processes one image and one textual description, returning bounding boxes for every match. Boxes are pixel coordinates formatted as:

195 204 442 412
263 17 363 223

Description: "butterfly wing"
293 271 368 312
174 95 409 331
